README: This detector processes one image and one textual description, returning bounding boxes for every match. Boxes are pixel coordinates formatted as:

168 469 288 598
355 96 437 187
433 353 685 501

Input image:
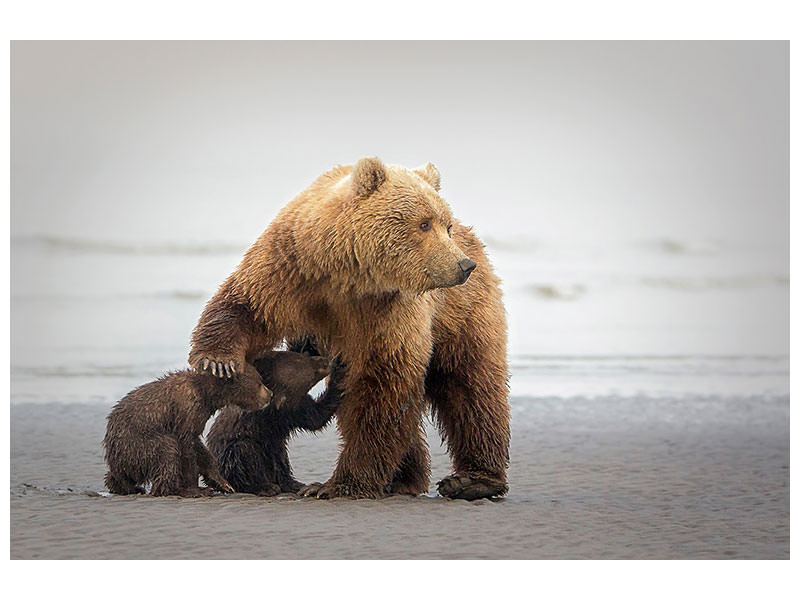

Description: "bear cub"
104 363 271 497
206 349 343 496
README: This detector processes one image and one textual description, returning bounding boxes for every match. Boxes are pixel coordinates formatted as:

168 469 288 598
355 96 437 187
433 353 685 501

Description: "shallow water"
10 234 789 404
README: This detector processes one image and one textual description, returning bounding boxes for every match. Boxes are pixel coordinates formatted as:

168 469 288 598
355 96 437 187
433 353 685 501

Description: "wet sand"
10 395 789 559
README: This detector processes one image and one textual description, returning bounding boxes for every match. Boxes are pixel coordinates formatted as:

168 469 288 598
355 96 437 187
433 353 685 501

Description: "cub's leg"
272 442 303 493
178 437 203 496
195 438 235 493
104 472 145 495
216 438 278 495
147 434 186 497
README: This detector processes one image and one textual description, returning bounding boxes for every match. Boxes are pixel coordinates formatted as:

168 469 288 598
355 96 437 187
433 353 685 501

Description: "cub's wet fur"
207 349 342 495
104 364 270 496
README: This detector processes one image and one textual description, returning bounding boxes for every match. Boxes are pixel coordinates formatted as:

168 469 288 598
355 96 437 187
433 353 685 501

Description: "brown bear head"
335 157 476 294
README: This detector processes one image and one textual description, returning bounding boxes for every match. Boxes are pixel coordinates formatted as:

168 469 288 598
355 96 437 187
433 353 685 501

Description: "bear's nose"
458 258 477 275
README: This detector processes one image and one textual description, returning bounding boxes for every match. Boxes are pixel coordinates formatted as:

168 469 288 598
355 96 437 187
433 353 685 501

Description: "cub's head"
337 157 476 294
253 351 331 409
228 363 273 411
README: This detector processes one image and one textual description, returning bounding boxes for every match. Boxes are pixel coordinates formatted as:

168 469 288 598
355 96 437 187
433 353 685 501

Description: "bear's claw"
436 474 508 501
298 481 380 499
196 358 239 379
297 481 345 499
218 481 235 494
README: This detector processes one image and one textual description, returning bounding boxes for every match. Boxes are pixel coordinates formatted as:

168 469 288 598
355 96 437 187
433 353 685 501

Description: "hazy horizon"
11 41 788 250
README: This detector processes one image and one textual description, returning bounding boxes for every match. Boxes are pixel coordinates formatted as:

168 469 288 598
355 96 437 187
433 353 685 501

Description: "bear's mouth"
256 385 273 408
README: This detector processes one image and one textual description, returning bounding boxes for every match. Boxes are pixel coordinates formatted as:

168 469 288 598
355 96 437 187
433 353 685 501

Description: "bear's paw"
436 473 508 501
298 480 381 500
195 357 239 378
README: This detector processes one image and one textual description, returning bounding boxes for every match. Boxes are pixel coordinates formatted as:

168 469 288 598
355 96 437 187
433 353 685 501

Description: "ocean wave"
528 283 586 301
486 236 726 256
11 364 157 378
12 235 247 256
647 238 721 256
11 290 209 302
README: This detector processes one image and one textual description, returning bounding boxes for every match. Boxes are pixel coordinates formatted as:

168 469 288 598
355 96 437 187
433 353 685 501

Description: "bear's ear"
413 162 441 191
351 157 386 198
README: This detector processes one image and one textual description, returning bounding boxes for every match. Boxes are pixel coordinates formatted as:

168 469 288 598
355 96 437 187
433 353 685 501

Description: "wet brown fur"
103 364 270 496
190 158 511 499
206 349 342 495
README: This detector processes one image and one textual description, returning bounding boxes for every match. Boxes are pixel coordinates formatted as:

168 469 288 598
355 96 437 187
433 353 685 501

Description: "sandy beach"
11 393 788 559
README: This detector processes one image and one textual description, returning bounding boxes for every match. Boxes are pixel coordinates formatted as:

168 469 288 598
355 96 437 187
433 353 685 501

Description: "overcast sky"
11 41 788 248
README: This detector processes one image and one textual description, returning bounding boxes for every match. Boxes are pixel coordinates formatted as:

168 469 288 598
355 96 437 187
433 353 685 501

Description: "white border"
1 0 797 40
3 0 795 596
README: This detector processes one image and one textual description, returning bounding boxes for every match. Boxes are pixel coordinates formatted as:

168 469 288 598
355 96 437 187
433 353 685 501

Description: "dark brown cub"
206 349 343 495
103 363 271 497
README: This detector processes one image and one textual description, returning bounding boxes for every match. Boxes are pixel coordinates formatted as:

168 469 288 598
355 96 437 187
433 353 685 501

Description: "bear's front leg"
189 294 272 378
386 427 431 496
301 359 427 499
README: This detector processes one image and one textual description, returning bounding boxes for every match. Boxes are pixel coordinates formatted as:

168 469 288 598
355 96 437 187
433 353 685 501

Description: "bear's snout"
426 250 477 290
458 257 477 282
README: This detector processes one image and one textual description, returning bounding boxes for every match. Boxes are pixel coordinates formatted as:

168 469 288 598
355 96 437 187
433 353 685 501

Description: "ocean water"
10 232 788 405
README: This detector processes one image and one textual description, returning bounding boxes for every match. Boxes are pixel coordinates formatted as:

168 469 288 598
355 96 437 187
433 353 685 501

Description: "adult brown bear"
190 158 510 500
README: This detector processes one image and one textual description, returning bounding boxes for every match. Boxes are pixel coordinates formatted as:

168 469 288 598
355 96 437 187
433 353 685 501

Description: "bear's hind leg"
216 439 276 495
273 441 305 493
427 345 511 500
147 435 185 497
178 438 204 496
104 472 145 495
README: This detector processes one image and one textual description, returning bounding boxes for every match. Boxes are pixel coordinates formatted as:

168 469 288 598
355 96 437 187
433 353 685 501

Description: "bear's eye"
447 224 453 237
420 221 432 232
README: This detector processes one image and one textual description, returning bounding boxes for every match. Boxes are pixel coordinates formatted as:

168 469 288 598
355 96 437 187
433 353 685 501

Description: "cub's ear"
413 162 441 191
351 157 386 198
